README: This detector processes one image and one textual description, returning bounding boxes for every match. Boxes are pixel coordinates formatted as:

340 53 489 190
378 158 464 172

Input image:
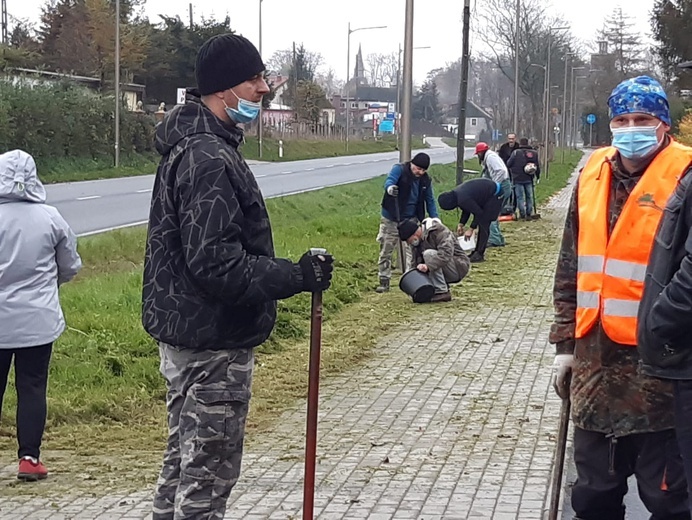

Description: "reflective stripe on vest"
575 141 692 345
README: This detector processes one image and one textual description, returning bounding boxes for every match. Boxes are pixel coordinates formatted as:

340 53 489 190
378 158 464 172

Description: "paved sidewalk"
0 163 584 519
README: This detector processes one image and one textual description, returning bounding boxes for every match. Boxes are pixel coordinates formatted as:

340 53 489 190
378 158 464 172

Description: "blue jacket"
381 163 438 221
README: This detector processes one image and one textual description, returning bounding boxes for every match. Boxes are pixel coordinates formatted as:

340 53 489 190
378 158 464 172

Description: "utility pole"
455 0 471 185
513 0 520 134
346 23 352 153
189 3 193 28
396 43 402 150
1 0 7 44
400 0 414 163
258 0 264 159
561 52 573 162
114 0 120 168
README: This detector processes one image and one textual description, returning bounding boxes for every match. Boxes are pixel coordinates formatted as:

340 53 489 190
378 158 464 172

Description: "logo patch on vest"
637 193 664 212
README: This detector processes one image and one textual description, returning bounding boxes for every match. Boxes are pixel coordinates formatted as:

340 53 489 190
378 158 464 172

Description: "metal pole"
455 0 471 185
548 385 572 520
513 0 520 134
346 23 351 152
561 54 570 162
114 0 120 168
543 32 551 178
302 288 324 520
189 2 193 28
258 0 263 159
569 67 575 148
400 0 414 163
396 43 402 156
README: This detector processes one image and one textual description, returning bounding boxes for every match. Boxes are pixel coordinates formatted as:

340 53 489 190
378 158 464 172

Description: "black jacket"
142 92 304 350
381 162 433 222
507 146 541 184
638 167 692 379
450 178 499 228
499 142 519 165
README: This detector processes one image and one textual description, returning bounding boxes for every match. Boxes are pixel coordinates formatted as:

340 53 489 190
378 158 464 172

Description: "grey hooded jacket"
0 150 82 349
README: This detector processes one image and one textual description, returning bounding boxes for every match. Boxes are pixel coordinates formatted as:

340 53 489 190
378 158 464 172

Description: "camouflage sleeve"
549 181 579 354
424 228 454 271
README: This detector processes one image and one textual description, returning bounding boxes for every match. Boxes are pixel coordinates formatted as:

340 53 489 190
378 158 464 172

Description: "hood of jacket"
155 89 244 157
0 149 46 205
421 217 443 238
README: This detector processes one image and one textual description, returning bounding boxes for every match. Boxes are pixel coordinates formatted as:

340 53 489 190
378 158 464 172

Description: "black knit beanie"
411 153 430 170
398 219 420 241
438 191 457 211
195 34 265 95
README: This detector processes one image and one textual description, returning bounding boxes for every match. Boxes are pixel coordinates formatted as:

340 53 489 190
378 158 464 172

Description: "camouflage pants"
152 343 254 520
377 217 413 279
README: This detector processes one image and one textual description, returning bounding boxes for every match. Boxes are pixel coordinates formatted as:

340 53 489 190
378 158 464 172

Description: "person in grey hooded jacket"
0 149 81 481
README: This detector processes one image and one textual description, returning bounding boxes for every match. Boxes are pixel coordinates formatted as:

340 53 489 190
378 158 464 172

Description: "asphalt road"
47 140 471 236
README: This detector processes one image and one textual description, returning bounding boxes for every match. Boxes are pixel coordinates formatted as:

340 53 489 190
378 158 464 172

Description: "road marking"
255 174 268 178
77 220 148 237
76 195 101 201
136 189 151 193
281 171 292 174
305 168 315 171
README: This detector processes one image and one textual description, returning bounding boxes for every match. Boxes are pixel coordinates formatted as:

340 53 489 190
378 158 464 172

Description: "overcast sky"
10 0 654 83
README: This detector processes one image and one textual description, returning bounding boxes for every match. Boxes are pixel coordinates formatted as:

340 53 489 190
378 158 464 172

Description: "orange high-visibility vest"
576 141 692 345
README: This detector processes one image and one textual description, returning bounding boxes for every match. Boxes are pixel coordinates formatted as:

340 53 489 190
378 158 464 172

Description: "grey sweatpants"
152 343 254 520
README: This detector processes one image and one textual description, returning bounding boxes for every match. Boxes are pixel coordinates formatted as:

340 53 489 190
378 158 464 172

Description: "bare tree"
315 67 344 98
597 8 644 79
267 46 324 77
366 52 398 87
475 0 577 138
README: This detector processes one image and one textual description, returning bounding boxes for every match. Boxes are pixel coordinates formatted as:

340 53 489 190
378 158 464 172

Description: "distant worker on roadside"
0 149 82 482
438 177 504 263
498 132 520 165
476 142 511 247
376 152 438 293
142 34 333 520
396 217 470 302
550 75 691 519
507 137 541 220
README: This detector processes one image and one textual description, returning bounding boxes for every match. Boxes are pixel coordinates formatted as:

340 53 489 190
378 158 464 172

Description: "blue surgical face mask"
611 124 662 160
225 90 261 124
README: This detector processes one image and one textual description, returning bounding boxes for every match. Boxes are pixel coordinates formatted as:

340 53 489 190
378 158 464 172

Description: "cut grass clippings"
0 150 582 496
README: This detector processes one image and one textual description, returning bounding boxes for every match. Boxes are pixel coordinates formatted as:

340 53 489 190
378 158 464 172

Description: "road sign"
586 114 596 125
176 88 186 105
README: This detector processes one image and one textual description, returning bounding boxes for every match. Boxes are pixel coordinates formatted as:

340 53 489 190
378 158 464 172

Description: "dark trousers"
572 426 690 520
475 196 503 257
674 380 692 514
0 343 53 459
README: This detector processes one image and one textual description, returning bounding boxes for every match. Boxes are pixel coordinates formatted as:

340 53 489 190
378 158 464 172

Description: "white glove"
552 354 574 399
387 185 399 196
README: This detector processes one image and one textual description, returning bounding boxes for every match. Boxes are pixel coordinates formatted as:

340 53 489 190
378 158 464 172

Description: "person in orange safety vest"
549 76 691 519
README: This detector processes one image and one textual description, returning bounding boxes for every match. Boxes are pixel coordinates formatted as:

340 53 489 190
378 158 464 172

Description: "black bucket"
399 269 435 303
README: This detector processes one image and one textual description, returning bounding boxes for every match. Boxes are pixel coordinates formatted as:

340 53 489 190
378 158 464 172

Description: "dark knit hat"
411 153 430 170
196 34 265 95
398 219 420 241
438 191 457 211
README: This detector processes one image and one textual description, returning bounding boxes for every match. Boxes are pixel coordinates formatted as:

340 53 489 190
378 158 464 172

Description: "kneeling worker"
437 178 504 263
397 218 470 302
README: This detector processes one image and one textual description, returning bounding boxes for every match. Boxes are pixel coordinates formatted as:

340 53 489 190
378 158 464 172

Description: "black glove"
387 185 399 197
298 251 334 293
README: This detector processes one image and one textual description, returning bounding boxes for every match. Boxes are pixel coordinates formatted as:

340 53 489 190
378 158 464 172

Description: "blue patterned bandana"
607 76 671 126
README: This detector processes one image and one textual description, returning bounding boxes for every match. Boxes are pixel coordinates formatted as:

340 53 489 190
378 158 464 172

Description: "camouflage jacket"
550 144 675 436
142 91 304 351
412 217 469 273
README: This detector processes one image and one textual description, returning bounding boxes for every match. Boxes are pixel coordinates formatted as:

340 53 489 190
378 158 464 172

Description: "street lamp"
574 75 588 147
346 22 387 152
114 0 120 168
569 66 586 147
513 0 521 134
561 52 574 152
258 0 264 159
541 26 569 176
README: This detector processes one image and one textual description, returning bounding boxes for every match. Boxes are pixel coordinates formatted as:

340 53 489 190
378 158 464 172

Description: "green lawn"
0 150 582 495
